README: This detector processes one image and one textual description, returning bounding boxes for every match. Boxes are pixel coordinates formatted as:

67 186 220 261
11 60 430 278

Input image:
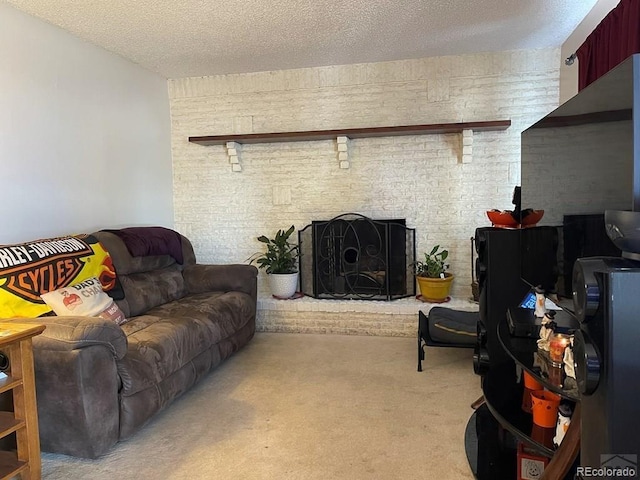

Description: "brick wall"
168 49 560 332
522 121 634 225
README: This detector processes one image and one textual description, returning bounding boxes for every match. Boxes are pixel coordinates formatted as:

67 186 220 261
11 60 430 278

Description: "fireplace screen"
298 213 416 300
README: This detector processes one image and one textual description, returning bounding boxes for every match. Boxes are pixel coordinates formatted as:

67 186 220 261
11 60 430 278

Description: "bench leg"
417 330 425 372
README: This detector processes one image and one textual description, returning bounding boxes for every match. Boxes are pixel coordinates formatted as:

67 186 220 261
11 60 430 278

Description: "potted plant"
414 244 454 303
249 225 300 299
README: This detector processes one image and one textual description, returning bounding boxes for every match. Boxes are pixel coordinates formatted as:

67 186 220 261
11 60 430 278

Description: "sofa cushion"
427 307 478 345
117 290 255 396
91 231 196 275
119 264 187 317
102 227 184 264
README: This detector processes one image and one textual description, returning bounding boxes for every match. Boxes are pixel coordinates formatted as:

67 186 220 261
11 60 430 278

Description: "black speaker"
572 258 640 470
473 228 528 374
563 214 621 298
473 227 559 376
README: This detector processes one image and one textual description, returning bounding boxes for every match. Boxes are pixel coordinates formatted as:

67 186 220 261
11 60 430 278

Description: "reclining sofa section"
26 229 257 458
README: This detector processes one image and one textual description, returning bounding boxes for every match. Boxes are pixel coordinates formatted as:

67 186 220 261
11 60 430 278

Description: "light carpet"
42 332 481 479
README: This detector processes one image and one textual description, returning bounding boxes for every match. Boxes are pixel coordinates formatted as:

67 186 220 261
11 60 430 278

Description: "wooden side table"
0 322 45 480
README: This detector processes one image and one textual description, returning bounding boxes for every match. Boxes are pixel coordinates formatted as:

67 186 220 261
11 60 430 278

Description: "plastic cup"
524 371 544 390
530 390 561 428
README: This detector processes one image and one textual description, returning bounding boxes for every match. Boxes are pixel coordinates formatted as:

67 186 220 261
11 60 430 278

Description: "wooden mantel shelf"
188 120 511 146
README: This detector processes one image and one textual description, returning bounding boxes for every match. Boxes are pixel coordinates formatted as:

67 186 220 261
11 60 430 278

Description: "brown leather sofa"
24 229 257 458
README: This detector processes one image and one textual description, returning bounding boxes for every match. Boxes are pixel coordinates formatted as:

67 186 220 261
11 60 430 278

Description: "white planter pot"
268 272 299 299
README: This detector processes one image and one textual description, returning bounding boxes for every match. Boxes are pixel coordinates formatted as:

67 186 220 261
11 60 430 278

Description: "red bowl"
521 209 545 226
486 210 519 228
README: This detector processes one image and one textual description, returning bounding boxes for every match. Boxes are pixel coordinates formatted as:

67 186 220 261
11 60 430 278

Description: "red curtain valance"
576 0 640 90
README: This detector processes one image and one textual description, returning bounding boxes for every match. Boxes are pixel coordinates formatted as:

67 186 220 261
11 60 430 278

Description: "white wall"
0 4 174 244
169 49 561 299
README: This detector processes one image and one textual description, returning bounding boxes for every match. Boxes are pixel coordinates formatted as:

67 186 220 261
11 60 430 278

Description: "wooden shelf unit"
0 323 45 480
188 120 511 146
190 120 511 170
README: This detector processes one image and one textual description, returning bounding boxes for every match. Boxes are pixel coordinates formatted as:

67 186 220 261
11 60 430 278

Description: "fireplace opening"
298 213 416 300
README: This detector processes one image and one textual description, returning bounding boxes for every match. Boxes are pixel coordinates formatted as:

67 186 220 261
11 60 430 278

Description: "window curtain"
576 0 640 90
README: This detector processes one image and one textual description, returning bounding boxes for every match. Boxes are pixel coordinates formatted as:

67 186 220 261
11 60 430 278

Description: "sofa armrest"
10 316 126 457
18 316 127 360
183 264 258 300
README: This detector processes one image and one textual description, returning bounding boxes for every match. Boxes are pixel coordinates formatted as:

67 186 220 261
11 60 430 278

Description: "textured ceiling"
6 0 599 79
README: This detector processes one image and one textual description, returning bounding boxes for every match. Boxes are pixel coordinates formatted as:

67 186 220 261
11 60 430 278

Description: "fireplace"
298 213 416 300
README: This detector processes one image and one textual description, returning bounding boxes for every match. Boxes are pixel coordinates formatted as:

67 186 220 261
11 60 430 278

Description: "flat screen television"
519 54 640 297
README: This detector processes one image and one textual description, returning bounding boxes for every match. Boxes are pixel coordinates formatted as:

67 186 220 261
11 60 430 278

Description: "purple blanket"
104 227 184 264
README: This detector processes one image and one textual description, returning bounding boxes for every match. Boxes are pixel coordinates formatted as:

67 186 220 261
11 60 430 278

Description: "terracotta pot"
416 273 454 303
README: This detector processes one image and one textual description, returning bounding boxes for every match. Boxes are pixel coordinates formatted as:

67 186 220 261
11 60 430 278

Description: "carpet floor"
41 332 481 479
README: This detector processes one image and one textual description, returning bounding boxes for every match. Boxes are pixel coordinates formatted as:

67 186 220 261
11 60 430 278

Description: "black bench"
417 307 479 371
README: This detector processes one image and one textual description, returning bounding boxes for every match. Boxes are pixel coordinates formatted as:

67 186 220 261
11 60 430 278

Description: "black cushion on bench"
427 307 478 345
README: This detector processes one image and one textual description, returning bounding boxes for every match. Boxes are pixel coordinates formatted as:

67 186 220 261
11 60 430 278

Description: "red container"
531 390 561 428
523 371 544 390
521 209 545 226
486 210 519 228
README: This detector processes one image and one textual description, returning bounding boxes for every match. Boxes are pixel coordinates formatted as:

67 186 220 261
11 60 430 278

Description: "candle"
549 333 570 366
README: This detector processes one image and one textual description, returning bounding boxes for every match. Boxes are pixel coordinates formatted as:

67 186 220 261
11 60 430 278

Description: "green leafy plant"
414 245 450 278
249 225 299 274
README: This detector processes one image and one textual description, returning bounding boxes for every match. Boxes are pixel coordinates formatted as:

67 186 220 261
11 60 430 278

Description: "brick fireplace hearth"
257 295 477 336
